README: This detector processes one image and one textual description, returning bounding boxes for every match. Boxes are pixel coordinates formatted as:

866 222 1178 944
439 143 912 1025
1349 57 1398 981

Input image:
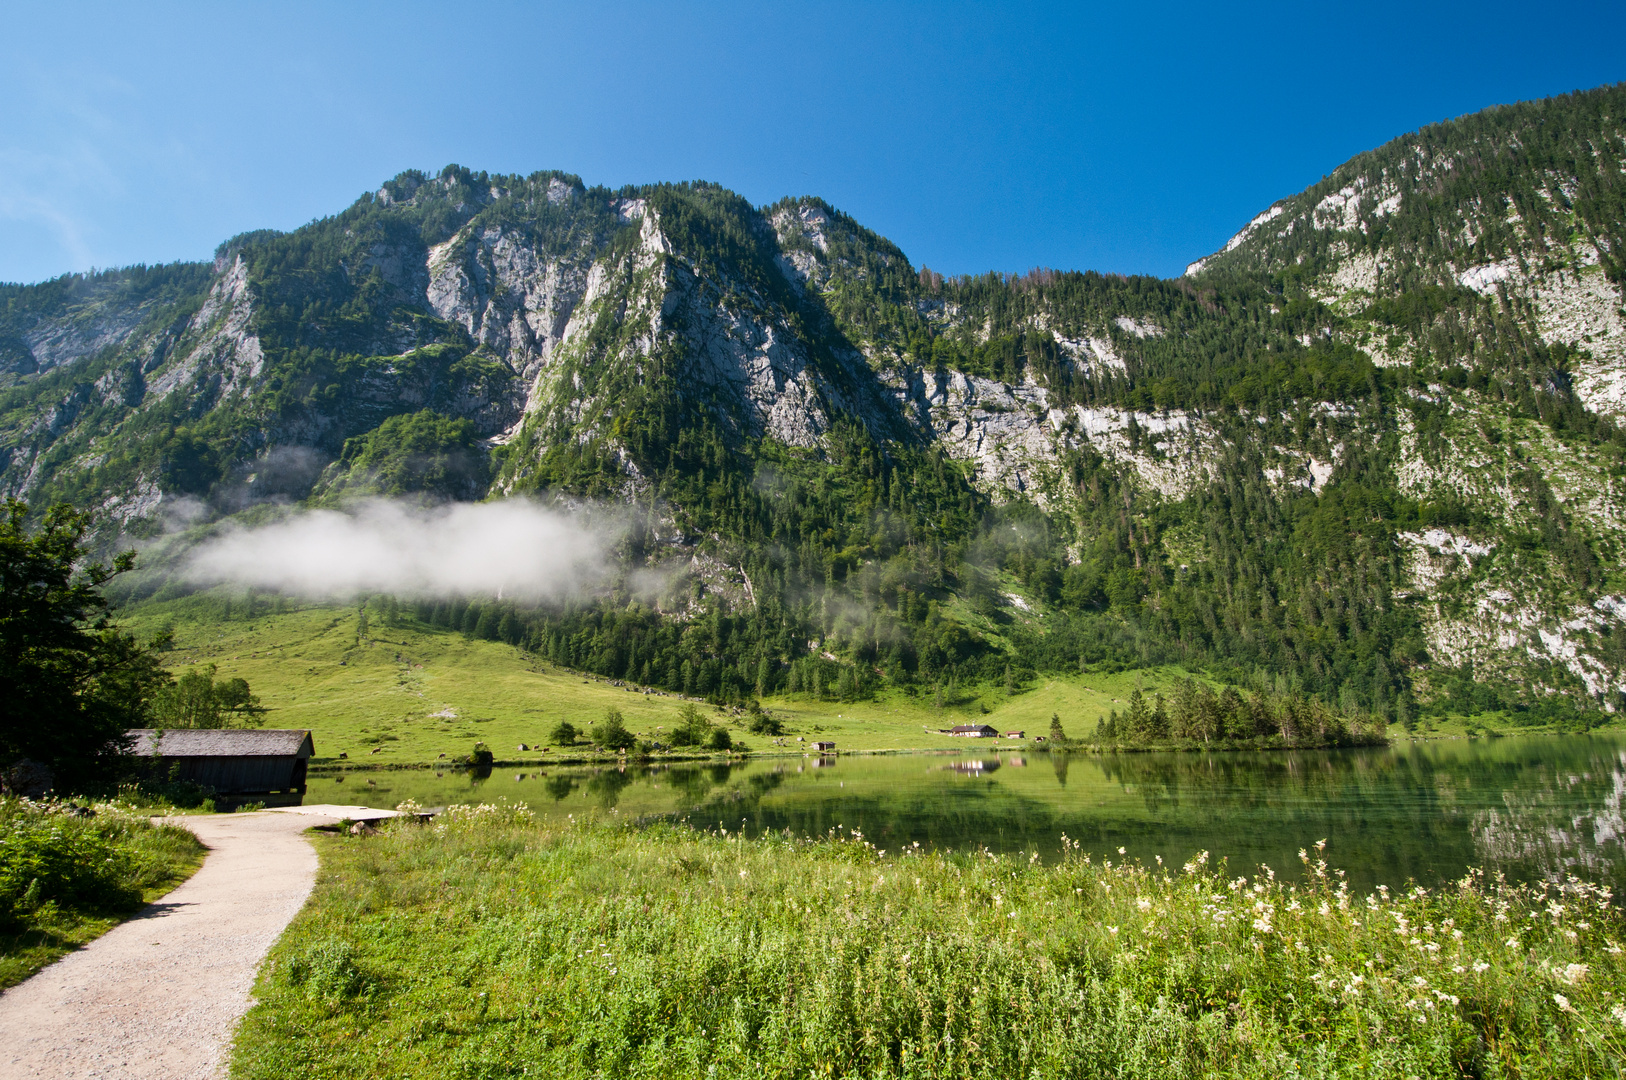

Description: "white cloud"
183 498 624 601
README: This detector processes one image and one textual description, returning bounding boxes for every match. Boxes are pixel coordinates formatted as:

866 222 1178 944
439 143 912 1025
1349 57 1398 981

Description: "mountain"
3 84 1625 726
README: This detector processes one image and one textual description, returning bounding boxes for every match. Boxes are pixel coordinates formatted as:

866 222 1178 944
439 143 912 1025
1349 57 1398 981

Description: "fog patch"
183 497 623 601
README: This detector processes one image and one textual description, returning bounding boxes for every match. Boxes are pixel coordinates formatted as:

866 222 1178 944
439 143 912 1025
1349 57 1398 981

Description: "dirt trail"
0 806 387 1080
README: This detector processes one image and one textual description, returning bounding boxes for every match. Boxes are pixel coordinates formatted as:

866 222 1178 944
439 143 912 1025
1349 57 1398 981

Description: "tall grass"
235 804 1626 1079
0 796 206 988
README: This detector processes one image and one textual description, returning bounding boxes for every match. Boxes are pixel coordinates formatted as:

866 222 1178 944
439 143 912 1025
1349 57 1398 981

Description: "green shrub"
668 703 710 747
590 709 636 752
745 703 783 735
283 938 374 1001
549 721 577 746
0 808 136 929
0 797 204 987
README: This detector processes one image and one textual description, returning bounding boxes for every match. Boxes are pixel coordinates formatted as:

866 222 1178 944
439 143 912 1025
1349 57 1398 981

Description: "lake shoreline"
306 723 1623 775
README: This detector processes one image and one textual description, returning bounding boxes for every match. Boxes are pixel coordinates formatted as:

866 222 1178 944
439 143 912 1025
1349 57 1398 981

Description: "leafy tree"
1 501 172 787
668 703 711 748
590 708 636 751
151 664 265 729
549 721 577 745
745 701 783 735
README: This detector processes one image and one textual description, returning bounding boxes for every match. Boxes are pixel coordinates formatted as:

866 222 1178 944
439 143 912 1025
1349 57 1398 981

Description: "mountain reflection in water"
306 734 1626 896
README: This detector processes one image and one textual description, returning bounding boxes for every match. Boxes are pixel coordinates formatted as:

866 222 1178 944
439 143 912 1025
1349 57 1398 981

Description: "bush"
0 808 135 929
707 727 733 751
590 709 636 752
0 797 205 988
549 721 577 746
746 702 783 735
668 703 711 747
466 743 494 768
283 938 374 1001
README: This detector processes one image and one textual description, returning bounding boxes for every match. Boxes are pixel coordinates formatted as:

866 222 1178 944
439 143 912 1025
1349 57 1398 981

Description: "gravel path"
0 806 390 1080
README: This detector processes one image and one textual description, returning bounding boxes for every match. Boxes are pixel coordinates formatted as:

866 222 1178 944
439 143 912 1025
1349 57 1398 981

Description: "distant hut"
1005 730 1025 739
125 729 314 809
949 724 999 738
811 741 837 753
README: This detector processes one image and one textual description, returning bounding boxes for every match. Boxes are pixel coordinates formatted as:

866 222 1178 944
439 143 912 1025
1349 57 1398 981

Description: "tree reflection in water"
305 734 1626 895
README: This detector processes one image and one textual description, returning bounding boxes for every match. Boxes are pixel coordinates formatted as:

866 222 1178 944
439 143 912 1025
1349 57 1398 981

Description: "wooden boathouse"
125 729 314 808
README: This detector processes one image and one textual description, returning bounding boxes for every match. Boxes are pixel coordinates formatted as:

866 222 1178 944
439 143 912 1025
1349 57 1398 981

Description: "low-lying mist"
183 498 624 601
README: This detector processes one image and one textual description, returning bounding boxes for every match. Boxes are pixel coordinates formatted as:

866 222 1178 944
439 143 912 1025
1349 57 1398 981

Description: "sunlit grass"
233 806 1626 1079
0 797 206 989
116 599 1225 764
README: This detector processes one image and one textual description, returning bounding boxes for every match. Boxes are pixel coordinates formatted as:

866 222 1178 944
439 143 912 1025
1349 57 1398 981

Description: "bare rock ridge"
2 85 1626 709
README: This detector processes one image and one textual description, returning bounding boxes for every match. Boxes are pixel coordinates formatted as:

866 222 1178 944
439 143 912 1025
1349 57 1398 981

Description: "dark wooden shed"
125 729 313 808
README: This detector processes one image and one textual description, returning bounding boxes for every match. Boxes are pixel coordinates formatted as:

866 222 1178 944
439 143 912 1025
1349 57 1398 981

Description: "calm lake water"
306 733 1626 895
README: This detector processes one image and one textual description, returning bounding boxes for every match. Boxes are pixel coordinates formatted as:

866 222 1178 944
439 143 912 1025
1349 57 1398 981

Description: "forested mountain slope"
3 84 1624 727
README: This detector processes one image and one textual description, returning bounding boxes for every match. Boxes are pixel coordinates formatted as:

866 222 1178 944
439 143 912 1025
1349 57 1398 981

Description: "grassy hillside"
115 598 1250 763
117 597 1565 769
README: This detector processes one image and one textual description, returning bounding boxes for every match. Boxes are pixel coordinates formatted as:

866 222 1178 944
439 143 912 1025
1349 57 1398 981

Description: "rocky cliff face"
3 88 1625 710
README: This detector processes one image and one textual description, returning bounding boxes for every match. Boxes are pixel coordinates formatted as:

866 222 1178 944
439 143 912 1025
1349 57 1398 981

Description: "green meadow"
118 599 1223 765
230 808 1626 1080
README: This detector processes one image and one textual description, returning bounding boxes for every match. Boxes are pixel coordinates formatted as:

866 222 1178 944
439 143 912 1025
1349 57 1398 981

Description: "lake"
306 732 1626 895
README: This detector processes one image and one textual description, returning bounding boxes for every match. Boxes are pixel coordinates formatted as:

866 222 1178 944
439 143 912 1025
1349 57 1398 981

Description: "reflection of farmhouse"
946 759 1000 775
126 729 313 809
947 724 999 738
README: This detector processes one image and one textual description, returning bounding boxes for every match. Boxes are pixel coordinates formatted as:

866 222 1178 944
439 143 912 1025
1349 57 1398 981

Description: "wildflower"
1473 961 1490 973
1136 898 1152 912
1107 926 1119 935
1554 993 1574 1013
1560 963 1589 986
1252 918 1273 934
1611 1004 1626 1027
1118 847 1126 855
739 869 748 878
1315 839 1327 852
1506 938 1521 950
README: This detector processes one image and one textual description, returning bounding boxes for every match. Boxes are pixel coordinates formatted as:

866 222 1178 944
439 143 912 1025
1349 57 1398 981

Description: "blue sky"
2 1 1622 285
